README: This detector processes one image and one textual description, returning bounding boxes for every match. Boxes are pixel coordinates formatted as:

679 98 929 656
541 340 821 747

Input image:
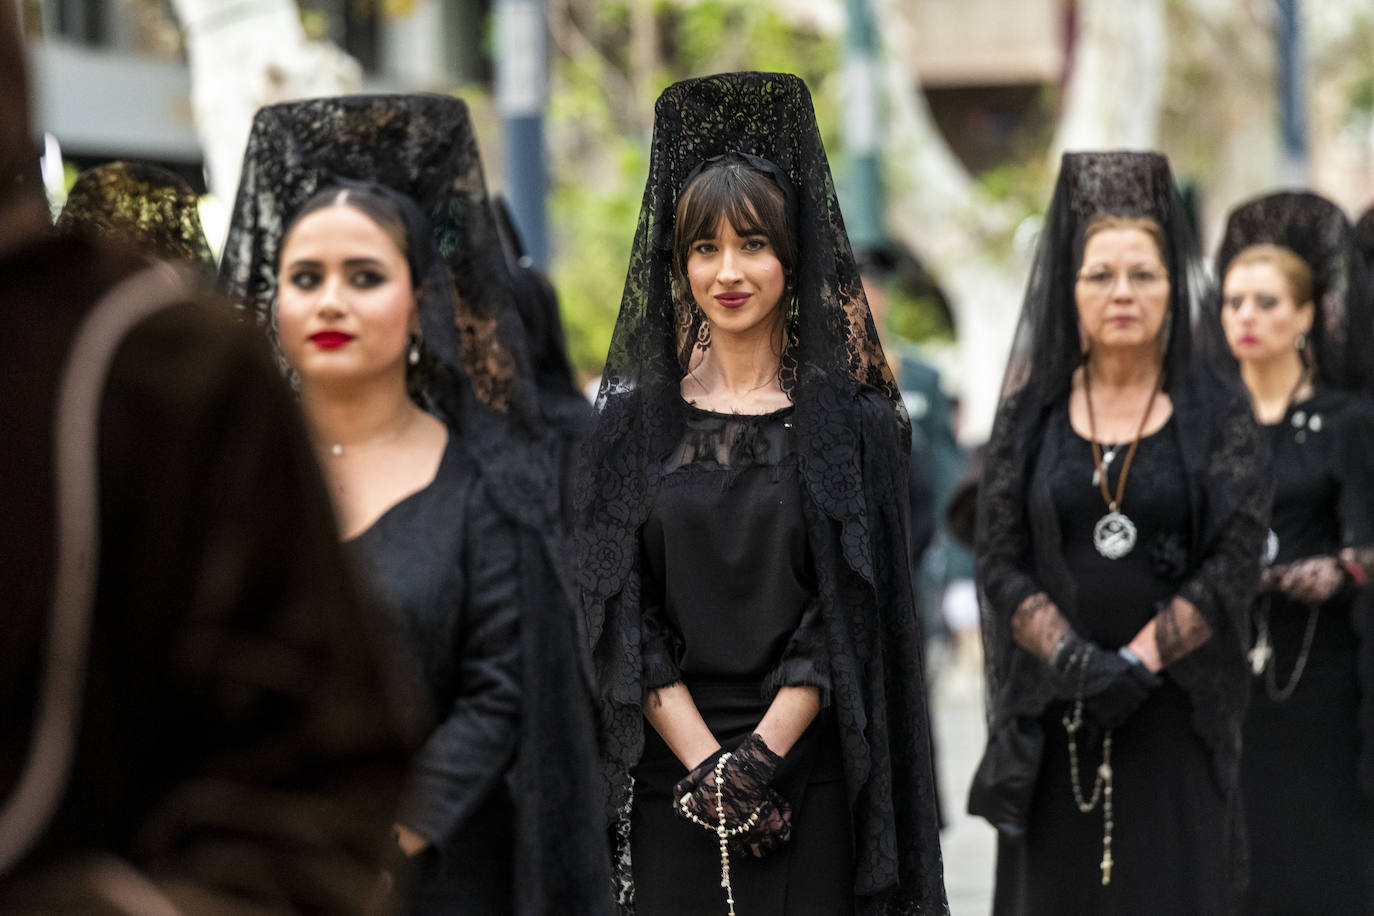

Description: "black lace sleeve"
976 393 1079 703
976 393 1048 621
761 598 832 707
1165 400 1269 666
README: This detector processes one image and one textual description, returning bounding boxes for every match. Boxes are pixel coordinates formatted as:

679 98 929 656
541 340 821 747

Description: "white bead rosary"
677 751 765 915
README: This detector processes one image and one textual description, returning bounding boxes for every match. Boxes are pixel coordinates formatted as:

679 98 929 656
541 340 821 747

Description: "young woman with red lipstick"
220 96 611 916
1214 192 1374 914
575 73 946 916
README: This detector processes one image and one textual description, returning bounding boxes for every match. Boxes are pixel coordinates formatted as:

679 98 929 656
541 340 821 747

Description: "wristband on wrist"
1117 645 1144 667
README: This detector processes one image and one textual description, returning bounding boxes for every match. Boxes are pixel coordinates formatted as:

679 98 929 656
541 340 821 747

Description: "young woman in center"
575 71 947 916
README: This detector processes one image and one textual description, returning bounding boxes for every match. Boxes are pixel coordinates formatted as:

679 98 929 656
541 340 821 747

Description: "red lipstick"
714 293 751 308
310 331 354 350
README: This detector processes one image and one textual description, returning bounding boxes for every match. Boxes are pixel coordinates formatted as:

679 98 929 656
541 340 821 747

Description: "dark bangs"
672 157 795 287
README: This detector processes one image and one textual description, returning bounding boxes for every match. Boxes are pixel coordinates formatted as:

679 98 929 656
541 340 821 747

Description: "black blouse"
347 433 521 847
1265 387 1374 563
639 403 829 702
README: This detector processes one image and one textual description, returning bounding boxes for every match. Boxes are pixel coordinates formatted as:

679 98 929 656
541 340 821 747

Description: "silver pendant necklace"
1084 367 1162 560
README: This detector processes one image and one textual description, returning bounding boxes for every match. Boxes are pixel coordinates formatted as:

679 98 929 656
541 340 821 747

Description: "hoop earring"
1295 331 1308 352
408 334 422 366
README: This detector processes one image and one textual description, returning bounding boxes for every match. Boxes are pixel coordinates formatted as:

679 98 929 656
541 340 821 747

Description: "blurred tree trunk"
876 0 1166 441
168 0 361 244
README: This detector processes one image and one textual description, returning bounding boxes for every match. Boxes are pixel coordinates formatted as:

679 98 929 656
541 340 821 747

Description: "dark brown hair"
281 186 414 286
672 157 796 296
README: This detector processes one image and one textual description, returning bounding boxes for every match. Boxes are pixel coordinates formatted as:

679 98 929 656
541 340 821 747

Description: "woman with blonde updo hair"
1215 191 1374 914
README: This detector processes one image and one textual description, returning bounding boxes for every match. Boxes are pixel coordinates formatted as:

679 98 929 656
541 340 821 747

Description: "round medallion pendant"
1094 512 1138 559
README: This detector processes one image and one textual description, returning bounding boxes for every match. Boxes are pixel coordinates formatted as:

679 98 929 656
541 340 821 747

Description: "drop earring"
1295 331 1308 352
408 334 422 365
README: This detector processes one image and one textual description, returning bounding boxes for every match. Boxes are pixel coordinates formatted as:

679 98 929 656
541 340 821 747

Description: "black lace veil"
995 152 1208 411
1213 191 1374 395
575 71 945 914
55 162 214 268
220 94 536 422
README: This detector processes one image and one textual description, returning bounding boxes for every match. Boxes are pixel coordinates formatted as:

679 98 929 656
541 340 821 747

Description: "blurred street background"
19 2 1374 910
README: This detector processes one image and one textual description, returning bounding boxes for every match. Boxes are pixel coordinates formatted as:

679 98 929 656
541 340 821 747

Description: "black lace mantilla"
573 71 947 915
55 162 214 268
220 94 536 421
1212 191 1374 395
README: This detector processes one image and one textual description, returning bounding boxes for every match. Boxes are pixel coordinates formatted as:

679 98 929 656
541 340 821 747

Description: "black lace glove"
1050 633 1160 728
673 735 792 857
1262 555 1348 604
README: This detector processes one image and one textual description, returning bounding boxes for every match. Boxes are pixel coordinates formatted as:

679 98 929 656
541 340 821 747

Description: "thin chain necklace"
1084 367 1163 559
686 366 782 413
316 407 417 458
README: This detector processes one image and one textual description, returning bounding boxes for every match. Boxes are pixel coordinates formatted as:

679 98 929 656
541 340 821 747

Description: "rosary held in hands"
673 734 791 914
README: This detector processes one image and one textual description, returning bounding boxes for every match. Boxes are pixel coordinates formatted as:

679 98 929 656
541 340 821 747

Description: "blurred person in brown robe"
0 7 413 912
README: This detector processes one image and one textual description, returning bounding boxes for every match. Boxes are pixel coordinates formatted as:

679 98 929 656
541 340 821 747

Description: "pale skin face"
1220 260 1314 368
1074 227 1171 356
276 203 418 391
686 217 786 345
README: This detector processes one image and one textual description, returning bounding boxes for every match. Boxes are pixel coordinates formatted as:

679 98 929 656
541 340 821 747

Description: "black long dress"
347 432 521 914
630 402 854 916
1242 387 1374 914
1005 412 1230 915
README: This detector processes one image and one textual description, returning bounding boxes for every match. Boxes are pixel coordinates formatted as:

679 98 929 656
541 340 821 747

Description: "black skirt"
997 681 1233 916
1242 594 1374 914
630 680 853 916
